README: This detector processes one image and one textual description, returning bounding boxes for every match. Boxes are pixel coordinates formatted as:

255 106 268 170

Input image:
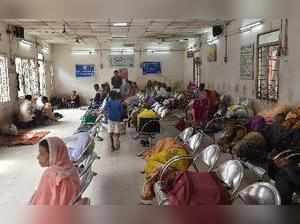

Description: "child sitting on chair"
104 91 124 151
30 137 81 206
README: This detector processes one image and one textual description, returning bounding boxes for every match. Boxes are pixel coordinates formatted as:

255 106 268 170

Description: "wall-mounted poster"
142 62 161 75
240 44 255 80
75 64 95 77
207 44 217 62
111 55 134 67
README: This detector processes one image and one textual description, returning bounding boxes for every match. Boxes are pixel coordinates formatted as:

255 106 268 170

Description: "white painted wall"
0 22 52 122
52 45 185 104
184 19 292 112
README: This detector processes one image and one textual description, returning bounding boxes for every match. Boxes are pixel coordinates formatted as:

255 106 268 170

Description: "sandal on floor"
139 199 153 205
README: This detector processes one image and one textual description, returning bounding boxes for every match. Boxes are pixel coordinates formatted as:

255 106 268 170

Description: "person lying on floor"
17 95 35 129
30 137 81 206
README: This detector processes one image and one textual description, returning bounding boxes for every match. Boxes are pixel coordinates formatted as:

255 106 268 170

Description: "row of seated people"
143 80 172 103
17 95 62 129
51 90 81 109
217 103 300 205
138 90 300 205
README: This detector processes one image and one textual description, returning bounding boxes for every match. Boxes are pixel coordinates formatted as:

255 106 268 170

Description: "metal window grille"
0 55 10 103
256 30 281 102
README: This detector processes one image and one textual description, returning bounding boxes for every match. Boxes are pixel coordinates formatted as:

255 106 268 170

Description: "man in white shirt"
18 95 34 128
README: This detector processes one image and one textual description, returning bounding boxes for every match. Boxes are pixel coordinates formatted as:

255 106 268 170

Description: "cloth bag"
167 171 231 206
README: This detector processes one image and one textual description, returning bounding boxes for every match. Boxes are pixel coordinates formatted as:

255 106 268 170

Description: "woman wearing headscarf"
30 137 81 206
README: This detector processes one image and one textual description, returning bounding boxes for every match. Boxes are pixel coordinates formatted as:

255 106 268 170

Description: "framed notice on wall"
142 62 161 75
75 64 95 77
240 44 254 80
110 55 134 67
207 44 217 62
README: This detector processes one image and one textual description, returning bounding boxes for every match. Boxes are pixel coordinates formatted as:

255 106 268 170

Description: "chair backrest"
160 109 169 119
188 132 214 155
194 144 221 171
177 94 184 100
154 104 161 112
215 160 244 195
178 127 194 143
152 102 160 109
238 182 281 205
157 107 165 115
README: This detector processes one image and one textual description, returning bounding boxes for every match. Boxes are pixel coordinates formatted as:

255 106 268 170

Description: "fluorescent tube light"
207 37 219 45
147 47 170 51
42 48 49 54
146 47 170 54
111 48 134 55
72 50 95 55
113 22 128 27
240 21 263 32
112 35 128 39
20 40 33 47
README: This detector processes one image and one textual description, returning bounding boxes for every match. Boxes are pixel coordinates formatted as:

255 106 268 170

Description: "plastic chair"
237 182 281 205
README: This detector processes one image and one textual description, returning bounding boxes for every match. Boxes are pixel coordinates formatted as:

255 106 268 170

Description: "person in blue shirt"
104 91 124 151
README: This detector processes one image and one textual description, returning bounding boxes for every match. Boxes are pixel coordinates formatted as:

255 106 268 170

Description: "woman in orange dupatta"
30 137 81 206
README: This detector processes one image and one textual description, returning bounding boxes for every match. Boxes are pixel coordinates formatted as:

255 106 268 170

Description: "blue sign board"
142 62 161 75
76 64 95 77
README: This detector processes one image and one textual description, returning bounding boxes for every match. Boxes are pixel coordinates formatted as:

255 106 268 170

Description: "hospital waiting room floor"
0 109 179 207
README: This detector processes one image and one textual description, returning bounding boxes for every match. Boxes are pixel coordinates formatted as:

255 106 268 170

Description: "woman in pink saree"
30 137 81 206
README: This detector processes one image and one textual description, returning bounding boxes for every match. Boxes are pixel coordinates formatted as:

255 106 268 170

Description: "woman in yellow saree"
141 140 191 201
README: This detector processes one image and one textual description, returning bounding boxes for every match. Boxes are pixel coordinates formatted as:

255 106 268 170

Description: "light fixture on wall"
19 40 33 47
110 47 134 55
75 37 81 44
112 35 128 39
42 47 49 54
240 21 263 32
112 22 128 27
207 37 219 45
62 23 66 34
178 39 188 43
72 49 96 55
146 47 170 54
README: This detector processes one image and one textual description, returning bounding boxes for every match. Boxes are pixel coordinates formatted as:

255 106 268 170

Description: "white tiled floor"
0 109 178 206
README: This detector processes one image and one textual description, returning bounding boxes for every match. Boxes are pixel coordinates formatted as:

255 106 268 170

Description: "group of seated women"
217 103 300 205
136 81 300 205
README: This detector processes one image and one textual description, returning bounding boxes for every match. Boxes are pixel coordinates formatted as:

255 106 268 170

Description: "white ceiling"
1 19 216 48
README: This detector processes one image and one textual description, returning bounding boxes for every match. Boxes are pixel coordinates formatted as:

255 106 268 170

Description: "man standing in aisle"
111 70 122 91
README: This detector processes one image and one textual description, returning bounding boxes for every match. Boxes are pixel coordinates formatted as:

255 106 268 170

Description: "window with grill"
16 57 40 97
0 55 10 103
256 30 281 101
38 53 47 96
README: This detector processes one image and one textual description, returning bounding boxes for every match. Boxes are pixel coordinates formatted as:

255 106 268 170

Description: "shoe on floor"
136 151 145 157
